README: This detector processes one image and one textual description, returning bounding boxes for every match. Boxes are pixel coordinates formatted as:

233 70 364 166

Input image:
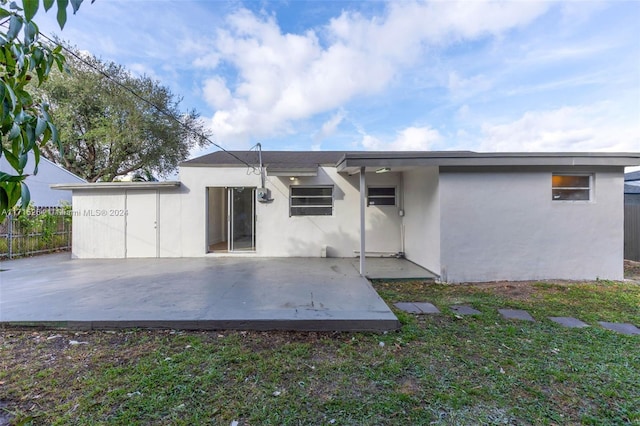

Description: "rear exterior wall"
178 166 403 257
402 167 440 274
439 167 624 282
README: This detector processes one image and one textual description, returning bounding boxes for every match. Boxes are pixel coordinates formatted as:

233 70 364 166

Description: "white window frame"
552 173 593 202
367 186 397 207
289 185 334 216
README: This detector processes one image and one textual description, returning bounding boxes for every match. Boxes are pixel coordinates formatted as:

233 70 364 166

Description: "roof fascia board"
337 153 640 172
51 181 181 191
267 167 318 177
439 165 623 173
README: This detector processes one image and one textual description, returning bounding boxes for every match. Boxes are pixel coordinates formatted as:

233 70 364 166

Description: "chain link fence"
0 206 73 259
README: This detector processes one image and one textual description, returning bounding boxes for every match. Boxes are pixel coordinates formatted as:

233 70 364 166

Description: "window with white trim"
290 186 333 216
552 174 591 201
367 187 396 206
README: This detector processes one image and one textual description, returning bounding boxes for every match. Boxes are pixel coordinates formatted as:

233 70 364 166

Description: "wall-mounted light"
375 167 391 174
289 176 296 181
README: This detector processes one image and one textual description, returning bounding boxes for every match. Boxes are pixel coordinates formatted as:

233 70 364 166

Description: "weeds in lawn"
1 280 638 425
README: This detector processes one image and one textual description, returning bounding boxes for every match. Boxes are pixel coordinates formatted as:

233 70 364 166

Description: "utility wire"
38 32 254 168
1 17 254 169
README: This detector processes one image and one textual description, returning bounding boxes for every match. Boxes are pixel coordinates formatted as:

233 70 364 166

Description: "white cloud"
203 76 234 110
479 105 640 152
361 126 443 151
448 71 493 100
128 63 159 80
204 1 551 143
314 110 346 142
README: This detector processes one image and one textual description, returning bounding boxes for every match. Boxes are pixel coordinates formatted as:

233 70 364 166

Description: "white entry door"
126 191 158 258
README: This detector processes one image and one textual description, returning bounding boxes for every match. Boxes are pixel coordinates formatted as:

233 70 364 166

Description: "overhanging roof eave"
267 166 318 177
336 152 640 173
51 181 181 191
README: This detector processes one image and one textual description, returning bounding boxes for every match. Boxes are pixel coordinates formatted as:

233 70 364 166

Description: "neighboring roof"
626 183 640 194
625 171 640 182
51 181 181 191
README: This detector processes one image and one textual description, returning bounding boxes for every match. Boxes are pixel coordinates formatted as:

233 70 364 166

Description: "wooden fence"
0 206 72 259
625 204 640 261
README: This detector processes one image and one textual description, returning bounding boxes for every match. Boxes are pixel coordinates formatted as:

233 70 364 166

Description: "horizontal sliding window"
290 186 333 216
552 174 591 201
368 187 396 206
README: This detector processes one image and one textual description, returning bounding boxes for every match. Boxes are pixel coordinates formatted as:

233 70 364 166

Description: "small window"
367 187 396 206
290 186 333 216
552 174 591 201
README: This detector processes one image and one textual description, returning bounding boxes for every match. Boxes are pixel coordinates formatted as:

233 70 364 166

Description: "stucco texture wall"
178 166 403 257
402 167 440 274
439 168 625 282
72 190 126 258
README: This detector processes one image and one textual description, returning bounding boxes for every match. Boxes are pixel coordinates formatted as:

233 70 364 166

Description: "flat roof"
336 151 640 173
51 181 181 191
181 150 640 173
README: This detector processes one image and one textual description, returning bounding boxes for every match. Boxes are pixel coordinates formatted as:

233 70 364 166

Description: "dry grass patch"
1 279 639 425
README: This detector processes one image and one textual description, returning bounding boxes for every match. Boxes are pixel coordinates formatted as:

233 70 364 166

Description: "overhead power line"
1 17 254 169
38 32 253 169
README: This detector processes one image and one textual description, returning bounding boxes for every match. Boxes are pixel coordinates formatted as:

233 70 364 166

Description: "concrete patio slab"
549 317 589 328
498 309 535 322
353 258 438 280
598 322 640 335
451 305 481 315
0 254 399 332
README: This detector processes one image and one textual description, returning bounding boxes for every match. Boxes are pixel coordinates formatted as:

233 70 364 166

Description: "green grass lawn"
1 279 639 425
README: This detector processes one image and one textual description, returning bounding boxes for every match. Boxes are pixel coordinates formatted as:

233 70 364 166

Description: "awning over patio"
336 151 640 174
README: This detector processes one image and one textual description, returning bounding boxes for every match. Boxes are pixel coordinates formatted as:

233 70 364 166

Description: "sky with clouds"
35 0 639 156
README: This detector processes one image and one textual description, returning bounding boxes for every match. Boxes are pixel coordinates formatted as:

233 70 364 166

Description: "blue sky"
36 0 639 157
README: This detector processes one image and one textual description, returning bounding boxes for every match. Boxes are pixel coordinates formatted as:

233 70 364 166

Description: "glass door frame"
228 187 256 252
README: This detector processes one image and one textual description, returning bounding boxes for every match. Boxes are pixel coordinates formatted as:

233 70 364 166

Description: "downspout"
256 142 265 188
359 167 366 276
399 172 405 256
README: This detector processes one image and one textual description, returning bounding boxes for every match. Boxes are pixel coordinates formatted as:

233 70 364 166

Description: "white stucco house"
0 151 85 207
53 150 640 283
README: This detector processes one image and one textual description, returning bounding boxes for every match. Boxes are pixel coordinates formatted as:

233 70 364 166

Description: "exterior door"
228 187 255 252
126 191 158 257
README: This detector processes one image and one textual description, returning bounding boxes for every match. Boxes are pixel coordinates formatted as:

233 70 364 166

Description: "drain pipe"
257 142 265 188
399 172 405 256
359 167 366 276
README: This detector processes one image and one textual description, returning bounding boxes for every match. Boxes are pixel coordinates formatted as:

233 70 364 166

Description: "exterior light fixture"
375 167 391 174
289 176 296 181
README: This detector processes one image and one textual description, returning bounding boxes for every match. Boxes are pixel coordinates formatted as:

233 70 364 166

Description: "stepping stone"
498 309 535 322
598 322 640 335
412 302 440 314
394 302 423 314
549 317 589 328
451 305 481 315
394 302 440 314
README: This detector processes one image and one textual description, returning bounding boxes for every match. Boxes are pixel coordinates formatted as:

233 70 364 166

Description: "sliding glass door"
229 187 255 252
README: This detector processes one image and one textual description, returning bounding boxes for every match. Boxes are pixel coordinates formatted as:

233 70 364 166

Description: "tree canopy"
0 0 91 219
40 48 212 182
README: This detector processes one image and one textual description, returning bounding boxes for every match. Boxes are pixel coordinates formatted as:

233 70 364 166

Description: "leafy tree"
39 47 211 182
0 0 91 220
